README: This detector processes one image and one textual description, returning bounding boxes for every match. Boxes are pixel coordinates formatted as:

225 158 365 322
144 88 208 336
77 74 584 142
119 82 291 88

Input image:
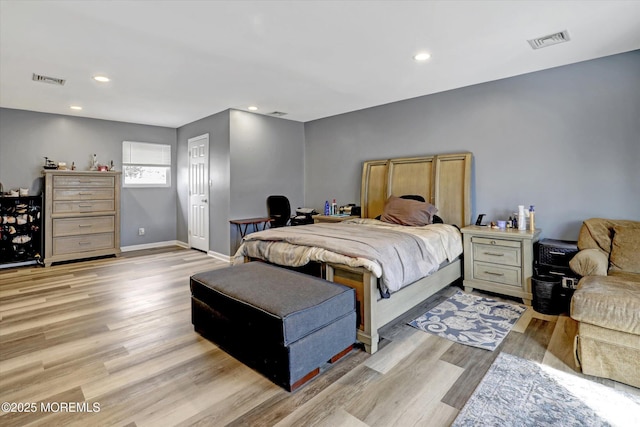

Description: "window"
122 141 171 188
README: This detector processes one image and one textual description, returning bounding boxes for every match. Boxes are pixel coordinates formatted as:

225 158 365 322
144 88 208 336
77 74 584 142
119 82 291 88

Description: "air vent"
527 30 570 50
32 73 66 86
268 111 288 117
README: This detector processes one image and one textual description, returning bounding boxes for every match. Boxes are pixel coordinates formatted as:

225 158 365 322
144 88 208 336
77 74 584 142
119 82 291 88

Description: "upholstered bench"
190 262 356 391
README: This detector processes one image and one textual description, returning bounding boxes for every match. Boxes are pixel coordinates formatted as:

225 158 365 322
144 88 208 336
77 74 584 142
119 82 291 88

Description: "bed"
234 152 473 353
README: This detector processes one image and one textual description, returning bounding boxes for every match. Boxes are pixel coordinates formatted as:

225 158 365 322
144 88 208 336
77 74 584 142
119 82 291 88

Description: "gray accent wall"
176 109 305 256
229 110 305 252
0 108 178 247
176 109 231 256
304 51 640 240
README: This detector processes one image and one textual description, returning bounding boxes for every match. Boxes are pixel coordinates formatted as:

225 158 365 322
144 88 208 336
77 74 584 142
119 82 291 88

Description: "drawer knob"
490 240 496 245
483 252 504 257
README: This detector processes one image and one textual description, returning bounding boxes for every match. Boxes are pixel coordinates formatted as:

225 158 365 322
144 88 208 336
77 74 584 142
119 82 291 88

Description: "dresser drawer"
53 200 114 214
53 233 114 255
473 243 521 267
52 216 114 237
473 261 521 287
53 188 115 201
53 175 115 188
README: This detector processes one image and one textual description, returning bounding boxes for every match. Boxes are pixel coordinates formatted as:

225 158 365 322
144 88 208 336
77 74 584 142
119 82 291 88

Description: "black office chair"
266 195 292 228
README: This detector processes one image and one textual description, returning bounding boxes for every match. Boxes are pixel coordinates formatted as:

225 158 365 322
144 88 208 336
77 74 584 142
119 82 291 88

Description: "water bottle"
324 200 330 215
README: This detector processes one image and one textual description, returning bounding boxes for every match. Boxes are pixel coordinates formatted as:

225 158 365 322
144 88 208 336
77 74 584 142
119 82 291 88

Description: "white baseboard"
121 240 187 252
207 250 232 263
121 241 231 264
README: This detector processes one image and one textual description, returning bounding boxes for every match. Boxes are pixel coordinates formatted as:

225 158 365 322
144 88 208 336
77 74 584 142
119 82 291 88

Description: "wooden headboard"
360 152 472 227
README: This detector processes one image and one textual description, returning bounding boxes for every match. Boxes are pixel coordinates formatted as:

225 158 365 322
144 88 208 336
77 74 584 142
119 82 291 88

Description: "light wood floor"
1 247 637 427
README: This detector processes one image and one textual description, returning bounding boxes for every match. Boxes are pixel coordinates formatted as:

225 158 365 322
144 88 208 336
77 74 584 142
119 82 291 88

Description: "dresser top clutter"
42 169 121 267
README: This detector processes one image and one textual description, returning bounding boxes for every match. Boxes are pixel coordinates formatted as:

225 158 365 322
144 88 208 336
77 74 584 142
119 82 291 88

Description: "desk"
230 217 272 238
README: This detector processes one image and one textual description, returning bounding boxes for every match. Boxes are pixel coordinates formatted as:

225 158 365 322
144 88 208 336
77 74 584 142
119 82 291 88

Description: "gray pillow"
380 195 438 226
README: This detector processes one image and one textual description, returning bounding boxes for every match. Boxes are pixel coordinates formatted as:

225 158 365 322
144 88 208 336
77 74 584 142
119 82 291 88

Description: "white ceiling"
1 1 639 128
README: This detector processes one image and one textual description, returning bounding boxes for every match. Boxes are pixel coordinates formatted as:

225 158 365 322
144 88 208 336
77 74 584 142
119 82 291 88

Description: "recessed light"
70 105 83 110
93 75 110 82
248 106 258 111
413 52 431 61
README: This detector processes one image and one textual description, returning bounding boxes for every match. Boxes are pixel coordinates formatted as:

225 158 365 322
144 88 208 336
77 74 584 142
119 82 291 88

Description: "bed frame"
326 152 473 353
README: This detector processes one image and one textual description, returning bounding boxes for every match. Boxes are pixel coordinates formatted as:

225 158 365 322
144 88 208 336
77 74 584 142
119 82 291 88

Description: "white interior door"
188 134 209 252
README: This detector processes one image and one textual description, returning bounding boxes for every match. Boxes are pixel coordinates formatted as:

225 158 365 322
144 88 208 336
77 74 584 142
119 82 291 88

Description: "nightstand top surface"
461 225 541 240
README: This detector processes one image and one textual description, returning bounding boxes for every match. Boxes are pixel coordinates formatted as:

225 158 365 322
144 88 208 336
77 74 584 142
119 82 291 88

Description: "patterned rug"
408 290 525 351
452 352 640 427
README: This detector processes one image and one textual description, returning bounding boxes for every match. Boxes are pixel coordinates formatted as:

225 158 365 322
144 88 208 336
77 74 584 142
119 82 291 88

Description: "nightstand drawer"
472 236 521 248
473 261 521 287
473 243 521 267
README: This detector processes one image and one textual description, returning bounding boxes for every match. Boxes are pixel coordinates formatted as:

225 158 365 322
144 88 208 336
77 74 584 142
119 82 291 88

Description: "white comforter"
233 219 462 295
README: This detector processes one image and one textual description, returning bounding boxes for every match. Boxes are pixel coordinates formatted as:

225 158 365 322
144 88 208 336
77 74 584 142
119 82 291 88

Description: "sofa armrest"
569 249 609 277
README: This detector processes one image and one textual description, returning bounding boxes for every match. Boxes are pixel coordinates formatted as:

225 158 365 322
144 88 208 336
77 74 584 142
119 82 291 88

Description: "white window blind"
122 141 171 188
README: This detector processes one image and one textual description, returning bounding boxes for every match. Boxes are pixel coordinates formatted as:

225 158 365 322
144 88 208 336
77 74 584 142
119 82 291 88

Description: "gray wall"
229 110 305 252
176 109 305 256
3 51 637 255
304 51 640 240
176 109 231 255
0 108 177 247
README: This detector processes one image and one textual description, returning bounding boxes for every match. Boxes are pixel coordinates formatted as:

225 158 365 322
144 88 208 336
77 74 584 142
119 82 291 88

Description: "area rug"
452 352 640 427
408 290 525 351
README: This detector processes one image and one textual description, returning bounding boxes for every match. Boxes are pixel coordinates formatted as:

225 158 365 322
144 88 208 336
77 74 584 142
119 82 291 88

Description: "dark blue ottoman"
190 262 356 391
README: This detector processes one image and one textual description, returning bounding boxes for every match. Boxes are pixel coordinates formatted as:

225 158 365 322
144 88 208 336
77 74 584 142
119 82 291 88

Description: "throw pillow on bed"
380 195 438 226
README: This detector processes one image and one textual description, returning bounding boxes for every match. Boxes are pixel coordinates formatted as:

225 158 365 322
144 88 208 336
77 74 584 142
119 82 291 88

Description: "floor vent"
527 30 570 50
32 73 66 86
269 111 288 117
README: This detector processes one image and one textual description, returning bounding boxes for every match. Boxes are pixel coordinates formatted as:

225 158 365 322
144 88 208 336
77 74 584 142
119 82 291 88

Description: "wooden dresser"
461 226 541 305
43 170 121 266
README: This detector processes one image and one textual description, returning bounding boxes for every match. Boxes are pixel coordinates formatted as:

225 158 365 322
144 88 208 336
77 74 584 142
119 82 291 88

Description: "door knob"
202 199 208 203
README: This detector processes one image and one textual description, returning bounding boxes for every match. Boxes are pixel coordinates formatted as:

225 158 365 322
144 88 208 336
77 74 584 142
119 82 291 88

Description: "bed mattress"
233 218 463 295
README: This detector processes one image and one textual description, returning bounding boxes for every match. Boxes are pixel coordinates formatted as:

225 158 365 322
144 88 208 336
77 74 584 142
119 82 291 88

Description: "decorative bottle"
517 205 527 231
324 200 330 215
529 205 535 231
331 199 337 215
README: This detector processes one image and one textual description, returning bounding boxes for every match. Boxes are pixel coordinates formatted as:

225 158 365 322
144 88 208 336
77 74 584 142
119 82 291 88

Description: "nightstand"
313 215 359 223
461 226 541 305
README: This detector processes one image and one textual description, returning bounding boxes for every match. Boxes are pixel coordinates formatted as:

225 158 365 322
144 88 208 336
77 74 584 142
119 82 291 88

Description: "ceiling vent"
268 111 288 117
32 73 66 86
527 30 570 50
